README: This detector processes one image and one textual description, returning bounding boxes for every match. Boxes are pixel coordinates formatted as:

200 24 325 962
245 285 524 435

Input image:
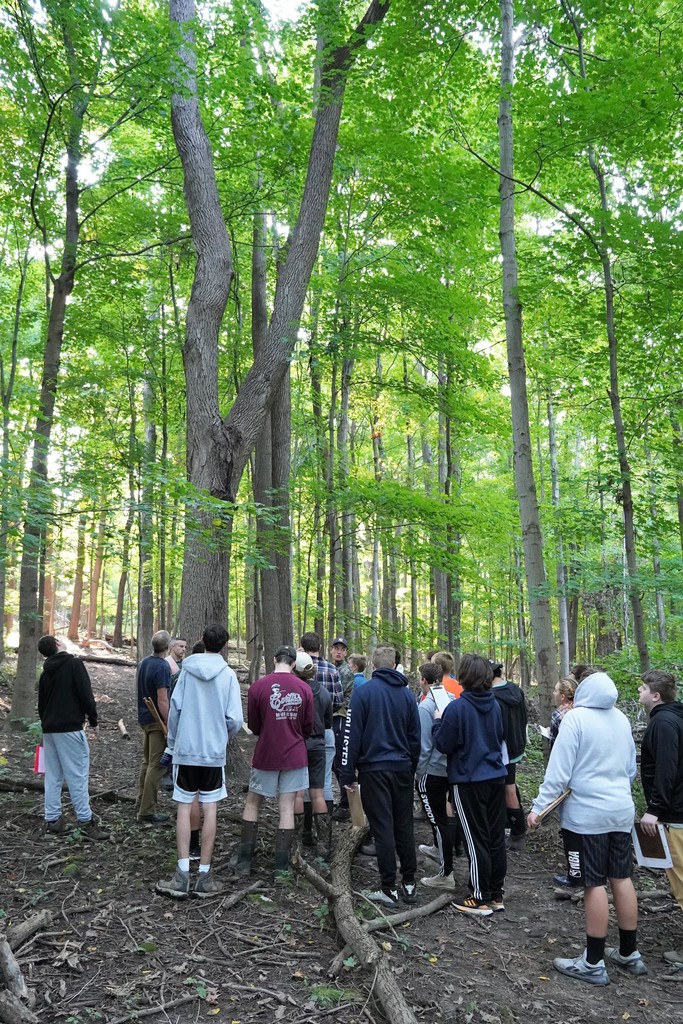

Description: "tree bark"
170 0 391 636
87 514 106 641
548 394 570 676
498 0 558 722
138 377 156 656
68 515 86 643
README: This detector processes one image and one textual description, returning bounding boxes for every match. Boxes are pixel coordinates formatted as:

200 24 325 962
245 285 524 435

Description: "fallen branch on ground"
0 990 38 1024
106 994 197 1024
293 828 434 1024
6 911 53 952
0 940 28 1001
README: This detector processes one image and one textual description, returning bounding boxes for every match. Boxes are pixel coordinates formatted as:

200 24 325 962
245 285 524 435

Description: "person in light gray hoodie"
528 667 646 986
157 625 243 900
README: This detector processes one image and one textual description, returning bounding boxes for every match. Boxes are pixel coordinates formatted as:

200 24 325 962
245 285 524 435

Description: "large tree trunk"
548 394 570 676
498 0 558 723
170 0 391 638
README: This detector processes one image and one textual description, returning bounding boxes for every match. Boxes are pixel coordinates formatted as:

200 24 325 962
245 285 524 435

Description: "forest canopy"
2 0 682 721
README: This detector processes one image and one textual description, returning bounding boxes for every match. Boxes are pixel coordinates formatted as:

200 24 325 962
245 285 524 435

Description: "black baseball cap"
331 637 348 648
275 645 297 662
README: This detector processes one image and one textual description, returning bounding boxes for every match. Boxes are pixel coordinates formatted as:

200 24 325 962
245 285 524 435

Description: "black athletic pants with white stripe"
452 780 507 903
416 774 454 876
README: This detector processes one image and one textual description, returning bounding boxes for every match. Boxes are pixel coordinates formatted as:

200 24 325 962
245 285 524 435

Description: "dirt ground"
1 660 682 1024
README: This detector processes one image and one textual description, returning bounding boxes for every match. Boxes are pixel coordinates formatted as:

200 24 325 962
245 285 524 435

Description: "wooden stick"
117 718 130 739
6 910 53 952
143 697 168 737
106 994 197 1024
0 940 28 1001
536 789 571 822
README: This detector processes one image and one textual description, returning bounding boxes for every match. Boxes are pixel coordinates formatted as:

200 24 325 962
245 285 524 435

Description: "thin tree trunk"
68 516 87 643
498 0 558 722
548 394 570 676
138 377 156 658
563 0 649 673
87 514 106 640
644 437 666 645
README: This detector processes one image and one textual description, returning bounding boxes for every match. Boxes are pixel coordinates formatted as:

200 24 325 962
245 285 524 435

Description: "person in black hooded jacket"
638 671 683 931
37 636 108 839
492 662 528 852
340 644 420 908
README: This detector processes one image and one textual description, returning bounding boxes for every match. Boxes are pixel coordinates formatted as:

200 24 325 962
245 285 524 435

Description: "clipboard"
536 789 571 823
632 821 673 869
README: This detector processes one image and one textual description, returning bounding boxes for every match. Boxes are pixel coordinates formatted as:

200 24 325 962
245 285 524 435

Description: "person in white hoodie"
528 666 646 986
156 625 243 900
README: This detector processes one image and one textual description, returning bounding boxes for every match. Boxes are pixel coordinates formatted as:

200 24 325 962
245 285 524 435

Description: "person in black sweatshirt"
340 644 421 907
37 636 108 840
491 661 528 852
434 653 507 916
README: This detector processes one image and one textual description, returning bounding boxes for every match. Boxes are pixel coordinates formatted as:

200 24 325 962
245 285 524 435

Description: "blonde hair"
557 676 577 702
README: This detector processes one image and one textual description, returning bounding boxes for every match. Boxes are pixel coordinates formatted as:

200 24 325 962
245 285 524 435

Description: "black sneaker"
45 817 66 835
332 806 350 822
400 882 417 904
189 842 201 862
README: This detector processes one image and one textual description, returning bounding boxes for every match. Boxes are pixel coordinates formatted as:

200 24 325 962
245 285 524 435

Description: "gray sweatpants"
43 730 92 823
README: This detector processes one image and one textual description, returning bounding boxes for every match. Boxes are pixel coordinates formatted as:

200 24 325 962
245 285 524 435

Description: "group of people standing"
34 630 683 984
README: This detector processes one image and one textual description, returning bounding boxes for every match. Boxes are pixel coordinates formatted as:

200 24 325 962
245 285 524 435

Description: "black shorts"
562 828 633 887
173 764 225 803
306 747 326 790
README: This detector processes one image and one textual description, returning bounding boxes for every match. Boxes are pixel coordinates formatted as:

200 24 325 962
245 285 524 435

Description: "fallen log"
0 939 28 1001
293 829 428 1024
0 990 38 1024
117 719 130 740
6 911 53 952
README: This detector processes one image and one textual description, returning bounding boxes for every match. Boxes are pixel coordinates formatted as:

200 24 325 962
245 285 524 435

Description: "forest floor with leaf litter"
1 660 682 1024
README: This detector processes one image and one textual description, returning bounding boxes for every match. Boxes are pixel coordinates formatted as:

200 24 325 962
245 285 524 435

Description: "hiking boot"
194 870 224 898
156 868 190 899
400 881 417 904
553 952 609 986
332 806 350 822
664 950 683 968
138 811 170 824
362 887 399 907
604 947 647 976
233 821 258 876
360 842 377 857
452 895 493 917
418 844 440 862
553 873 583 888
45 817 66 835
420 871 455 890
78 817 111 841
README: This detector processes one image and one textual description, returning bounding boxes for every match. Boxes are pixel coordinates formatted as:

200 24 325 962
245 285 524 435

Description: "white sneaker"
553 952 609 986
361 888 399 907
420 871 455 890
418 844 440 862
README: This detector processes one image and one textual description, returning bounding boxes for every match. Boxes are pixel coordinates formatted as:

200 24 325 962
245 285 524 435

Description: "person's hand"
433 709 442 721
527 811 540 831
89 724 99 739
639 811 659 837
159 751 173 768
344 782 358 792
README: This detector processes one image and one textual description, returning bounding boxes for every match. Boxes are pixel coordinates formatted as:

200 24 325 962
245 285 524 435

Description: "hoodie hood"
492 680 524 707
461 690 497 715
42 651 72 675
573 671 618 710
651 702 683 723
181 652 231 682
373 667 408 688
306 675 322 696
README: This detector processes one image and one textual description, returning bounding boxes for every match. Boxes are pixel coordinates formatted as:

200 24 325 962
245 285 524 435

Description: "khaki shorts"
249 766 309 797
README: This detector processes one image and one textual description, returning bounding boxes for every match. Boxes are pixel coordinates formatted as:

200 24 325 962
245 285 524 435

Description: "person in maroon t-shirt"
233 645 314 878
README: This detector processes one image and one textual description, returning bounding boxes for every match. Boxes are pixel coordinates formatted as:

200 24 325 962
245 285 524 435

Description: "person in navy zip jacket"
434 653 507 916
340 644 421 907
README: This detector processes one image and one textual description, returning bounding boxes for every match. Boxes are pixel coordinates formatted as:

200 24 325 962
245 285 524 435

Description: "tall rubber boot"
274 828 296 876
314 812 332 861
233 820 258 875
302 802 315 848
